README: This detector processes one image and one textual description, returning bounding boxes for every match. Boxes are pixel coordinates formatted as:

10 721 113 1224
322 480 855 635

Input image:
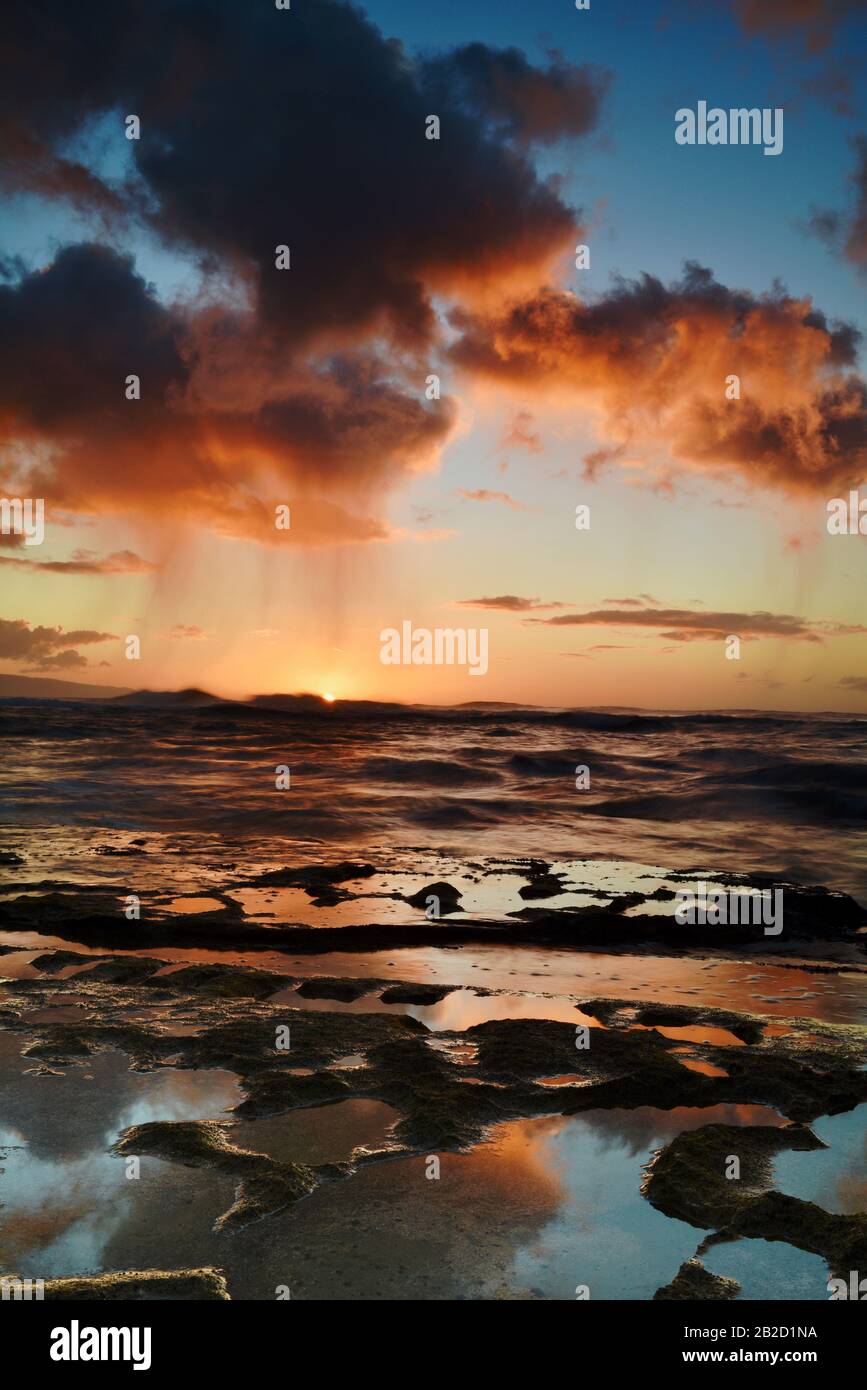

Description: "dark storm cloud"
0 243 187 433
0 617 116 670
0 1 612 538
420 44 611 146
1 1 599 349
0 245 453 538
0 125 129 222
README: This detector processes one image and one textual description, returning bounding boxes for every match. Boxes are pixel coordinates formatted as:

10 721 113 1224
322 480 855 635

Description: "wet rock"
180 1011 425 1087
364 1034 501 1150
113 1120 317 1231
634 1002 764 1045
2 1267 232 1300
405 882 463 913
80 957 163 985
295 978 372 1002
654 1258 740 1300
248 861 376 891
21 1030 96 1062
28 950 94 974
644 1121 867 1278
379 983 454 1004
21 1019 166 1068
238 1069 353 1118
518 874 565 901
148 964 287 999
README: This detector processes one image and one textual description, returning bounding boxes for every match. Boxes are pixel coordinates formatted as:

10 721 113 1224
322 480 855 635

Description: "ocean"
1 699 865 900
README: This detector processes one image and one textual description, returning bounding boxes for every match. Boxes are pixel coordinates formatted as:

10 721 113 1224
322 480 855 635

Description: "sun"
322 691 336 703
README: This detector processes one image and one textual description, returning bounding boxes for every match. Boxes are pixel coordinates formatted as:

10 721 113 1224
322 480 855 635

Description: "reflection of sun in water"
322 691 336 703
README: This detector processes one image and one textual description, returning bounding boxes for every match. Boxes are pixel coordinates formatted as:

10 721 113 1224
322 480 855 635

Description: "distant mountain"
249 693 407 715
0 673 133 700
452 700 529 709
109 689 409 715
109 687 228 707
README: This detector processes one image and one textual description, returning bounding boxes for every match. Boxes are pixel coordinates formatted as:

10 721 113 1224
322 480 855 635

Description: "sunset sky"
1 0 865 708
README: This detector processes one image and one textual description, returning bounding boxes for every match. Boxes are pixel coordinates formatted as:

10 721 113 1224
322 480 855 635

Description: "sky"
1 0 865 709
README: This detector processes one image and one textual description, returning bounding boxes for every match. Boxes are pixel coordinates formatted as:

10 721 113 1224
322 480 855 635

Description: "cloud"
599 596 661 609
0 549 156 574
805 136 867 269
0 2 613 544
450 262 867 495
0 2 599 348
839 675 867 692
457 595 567 611
0 123 130 222
456 488 530 510
0 617 116 670
526 606 867 642
168 624 207 641
502 409 542 452
0 245 453 545
729 0 864 50
421 44 611 147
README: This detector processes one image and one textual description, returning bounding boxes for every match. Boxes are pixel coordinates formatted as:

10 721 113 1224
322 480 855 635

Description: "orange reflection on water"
632 1023 747 1047
675 1057 730 1078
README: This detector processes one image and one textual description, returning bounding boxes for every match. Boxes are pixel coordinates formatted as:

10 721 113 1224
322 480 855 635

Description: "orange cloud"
458 595 568 611
456 488 531 510
527 605 867 642
450 264 867 495
0 549 156 574
730 0 861 50
0 617 116 670
0 247 455 547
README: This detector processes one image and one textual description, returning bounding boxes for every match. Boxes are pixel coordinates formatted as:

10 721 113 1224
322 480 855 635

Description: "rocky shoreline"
2 900 866 1297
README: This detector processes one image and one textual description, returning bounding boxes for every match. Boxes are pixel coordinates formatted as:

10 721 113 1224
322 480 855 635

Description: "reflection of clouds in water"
774 1105 867 1216
508 1110 699 1298
836 1126 867 1212
0 1141 133 1276
405 990 597 1031
507 1105 812 1300
508 1105 866 1300
545 1104 786 1160
105 1068 240 1144
703 1240 828 1301
0 1050 241 1163
0 1053 241 1277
